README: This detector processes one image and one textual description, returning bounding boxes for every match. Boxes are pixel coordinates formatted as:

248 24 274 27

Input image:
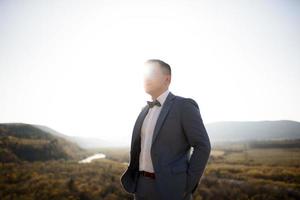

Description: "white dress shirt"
139 89 170 172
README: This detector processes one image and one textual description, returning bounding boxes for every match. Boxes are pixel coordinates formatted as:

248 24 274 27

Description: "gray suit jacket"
120 92 211 200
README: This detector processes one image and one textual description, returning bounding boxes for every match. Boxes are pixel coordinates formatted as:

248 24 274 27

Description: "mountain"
35 125 118 148
67 136 122 148
0 123 87 162
206 120 300 142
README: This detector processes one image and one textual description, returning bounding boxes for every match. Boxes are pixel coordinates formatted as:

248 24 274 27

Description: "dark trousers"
134 174 193 200
134 174 160 200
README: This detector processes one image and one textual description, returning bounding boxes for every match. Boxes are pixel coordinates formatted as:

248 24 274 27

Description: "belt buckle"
141 170 155 179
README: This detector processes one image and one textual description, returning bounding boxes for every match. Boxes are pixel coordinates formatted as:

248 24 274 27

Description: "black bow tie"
147 99 161 108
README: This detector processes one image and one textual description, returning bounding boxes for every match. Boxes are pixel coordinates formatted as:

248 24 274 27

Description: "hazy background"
1 0 299 146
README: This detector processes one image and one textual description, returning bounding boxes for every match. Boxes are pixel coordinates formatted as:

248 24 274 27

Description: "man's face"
143 62 169 95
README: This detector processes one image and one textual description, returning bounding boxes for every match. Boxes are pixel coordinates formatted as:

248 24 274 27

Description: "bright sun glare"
0 0 299 146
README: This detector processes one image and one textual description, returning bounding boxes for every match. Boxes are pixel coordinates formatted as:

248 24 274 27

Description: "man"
120 59 211 200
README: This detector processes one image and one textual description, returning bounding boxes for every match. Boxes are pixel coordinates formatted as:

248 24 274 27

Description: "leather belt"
139 170 155 179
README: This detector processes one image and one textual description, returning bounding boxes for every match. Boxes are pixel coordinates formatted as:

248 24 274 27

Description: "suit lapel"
131 105 149 148
132 92 176 150
151 92 176 146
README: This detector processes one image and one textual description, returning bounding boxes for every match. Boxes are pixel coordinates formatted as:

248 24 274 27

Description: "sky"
0 0 299 146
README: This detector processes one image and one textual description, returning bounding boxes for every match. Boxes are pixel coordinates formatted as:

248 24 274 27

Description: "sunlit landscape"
1 0 299 199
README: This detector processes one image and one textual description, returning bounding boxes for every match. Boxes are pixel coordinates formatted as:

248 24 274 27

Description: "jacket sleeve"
180 98 211 194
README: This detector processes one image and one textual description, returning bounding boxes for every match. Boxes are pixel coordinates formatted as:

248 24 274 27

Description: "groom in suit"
120 59 211 200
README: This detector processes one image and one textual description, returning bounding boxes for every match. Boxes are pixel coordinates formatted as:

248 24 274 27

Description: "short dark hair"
145 59 171 75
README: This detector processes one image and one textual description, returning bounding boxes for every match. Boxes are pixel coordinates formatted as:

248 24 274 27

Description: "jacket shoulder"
174 95 199 109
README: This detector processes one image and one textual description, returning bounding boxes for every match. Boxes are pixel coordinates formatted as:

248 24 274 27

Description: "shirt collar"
155 89 170 107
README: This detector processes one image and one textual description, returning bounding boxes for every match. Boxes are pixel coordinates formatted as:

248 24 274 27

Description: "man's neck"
151 88 168 100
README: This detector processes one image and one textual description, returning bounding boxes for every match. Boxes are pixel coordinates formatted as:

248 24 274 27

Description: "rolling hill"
206 120 300 142
35 124 117 148
0 123 88 162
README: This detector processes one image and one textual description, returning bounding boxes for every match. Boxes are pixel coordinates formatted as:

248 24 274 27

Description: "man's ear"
166 75 171 84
